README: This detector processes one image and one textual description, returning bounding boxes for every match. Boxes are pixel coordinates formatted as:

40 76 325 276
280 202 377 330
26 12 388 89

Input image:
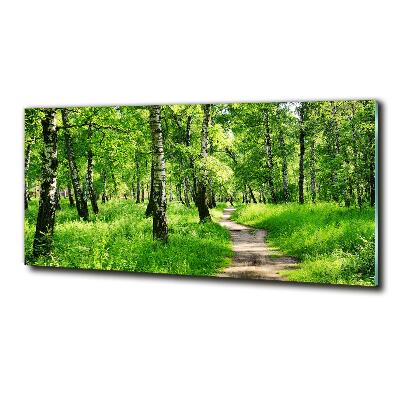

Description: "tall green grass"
233 203 375 286
25 199 232 276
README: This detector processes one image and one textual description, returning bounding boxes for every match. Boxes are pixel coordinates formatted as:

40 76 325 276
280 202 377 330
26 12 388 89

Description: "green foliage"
25 100 376 284
341 237 375 284
25 199 232 276
233 203 375 286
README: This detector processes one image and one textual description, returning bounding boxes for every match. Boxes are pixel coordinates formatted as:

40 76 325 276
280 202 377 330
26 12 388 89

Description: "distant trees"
226 100 375 207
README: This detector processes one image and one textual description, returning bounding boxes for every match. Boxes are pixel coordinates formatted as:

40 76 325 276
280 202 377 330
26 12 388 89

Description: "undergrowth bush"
341 236 375 285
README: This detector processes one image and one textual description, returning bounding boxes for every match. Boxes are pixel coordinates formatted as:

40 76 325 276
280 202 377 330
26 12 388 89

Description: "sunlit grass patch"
25 199 232 276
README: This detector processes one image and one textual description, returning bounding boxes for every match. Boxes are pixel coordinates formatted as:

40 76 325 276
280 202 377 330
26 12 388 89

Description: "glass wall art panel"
24 100 378 286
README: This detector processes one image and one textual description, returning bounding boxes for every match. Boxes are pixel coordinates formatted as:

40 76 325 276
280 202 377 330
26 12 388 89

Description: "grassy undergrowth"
233 203 376 286
25 199 232 276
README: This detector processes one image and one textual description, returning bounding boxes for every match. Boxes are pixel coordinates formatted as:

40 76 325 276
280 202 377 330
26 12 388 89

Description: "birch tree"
263 107 277 203
298 103 306 204
32 109 58 257
24 138 33 209
197 104 212 222
149 105 168 242
86 125 99 214
62 109 89 221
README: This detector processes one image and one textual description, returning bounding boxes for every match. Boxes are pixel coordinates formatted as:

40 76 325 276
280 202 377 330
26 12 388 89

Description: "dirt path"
217 207 297 281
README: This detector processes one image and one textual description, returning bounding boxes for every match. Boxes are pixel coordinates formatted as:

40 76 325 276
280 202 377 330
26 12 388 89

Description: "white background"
0 1 398 399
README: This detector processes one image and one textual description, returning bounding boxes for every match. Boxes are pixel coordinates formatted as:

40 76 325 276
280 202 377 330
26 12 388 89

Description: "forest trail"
217 208 297 281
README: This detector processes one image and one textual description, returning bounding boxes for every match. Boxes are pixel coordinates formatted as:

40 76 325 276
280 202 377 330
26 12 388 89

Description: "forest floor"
217 207 297 280
25 200 375 286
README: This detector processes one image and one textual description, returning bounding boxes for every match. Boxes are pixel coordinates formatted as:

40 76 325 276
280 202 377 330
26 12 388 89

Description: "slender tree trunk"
102 171 107 203
358 187 364 208
248 184 257 203
169 180 173 202
330 102 340 202
344 175 352 207
141 182 145 202
184 115 197 207
62 109 89 221
82 183 88 208
343 140 352 208
55 187 61 210
310 138 316 203
278 127 289 202
86 126 99 214
197 181 210 220
263 109 277 203
110 172 118 197
185 115 192 148
24 141 32 210
33 109 58 258
177 183 184 205
149 105 168 242
369 139 375 207
298 104 306 204
145 161 155 217
197 104 212 222
261 190 266 204
334 137 341 203
350 104 362 208
207 137 216 209
135 160 141 204
136 179 140 203
67 180 75 207
183 177 190 207
131 180 135 200
299 131 305 204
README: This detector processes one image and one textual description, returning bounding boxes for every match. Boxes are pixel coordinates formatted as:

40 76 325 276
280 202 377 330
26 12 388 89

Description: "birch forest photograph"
24 100 377 286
